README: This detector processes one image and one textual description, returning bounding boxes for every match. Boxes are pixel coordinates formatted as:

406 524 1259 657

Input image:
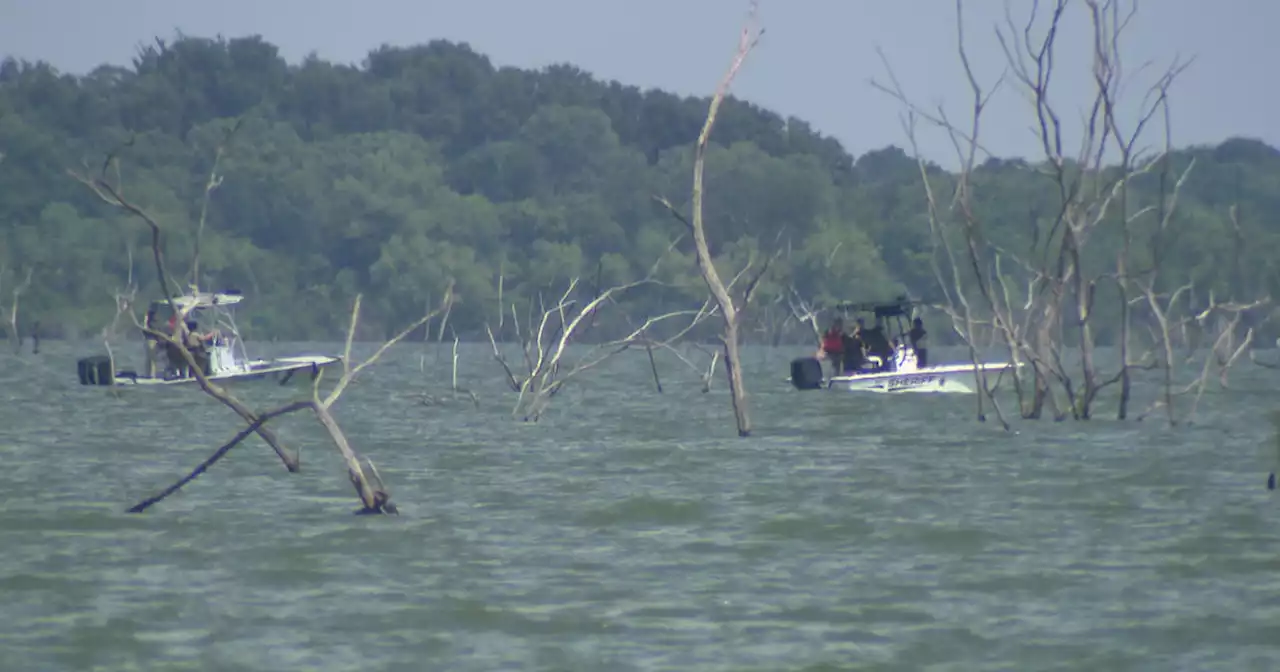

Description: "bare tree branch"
127 400 312 513
70 165 304 471
75 142 452 514
653 1 765 436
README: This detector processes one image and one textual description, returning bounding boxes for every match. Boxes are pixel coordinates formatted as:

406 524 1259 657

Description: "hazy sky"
2 0 1273 165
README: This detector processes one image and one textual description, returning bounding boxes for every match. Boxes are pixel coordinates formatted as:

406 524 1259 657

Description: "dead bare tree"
784 287 822 342
871 0 1260 427
751 291 796 347
0 263 34 353
71 142 453 513
1206 205 1268 390
415 328 480 408
655 340 722 394
654 2 769 437
71 146 300 471
872 16 1016 427
100 243 139 387
1126 99 1270 423
485 272 717 422
1132 286 1267 424
129 288 452 514
187 120 240 291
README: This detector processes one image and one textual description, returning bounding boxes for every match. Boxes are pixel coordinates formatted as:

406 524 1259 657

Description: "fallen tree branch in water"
124 287 452 515
127 401 312 513
73 134 453 514
69 136 303 472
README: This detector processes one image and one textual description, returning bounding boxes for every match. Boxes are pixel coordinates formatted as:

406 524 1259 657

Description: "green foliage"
0 35 1277 342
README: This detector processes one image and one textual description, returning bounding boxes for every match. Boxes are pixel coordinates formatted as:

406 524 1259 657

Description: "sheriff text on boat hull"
825 362 1016 394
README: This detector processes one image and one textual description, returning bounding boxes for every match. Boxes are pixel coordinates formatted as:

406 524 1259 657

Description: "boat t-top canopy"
149 290 244 313
833 296 920 319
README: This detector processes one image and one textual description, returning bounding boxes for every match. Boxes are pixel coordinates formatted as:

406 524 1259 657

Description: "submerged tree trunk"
721 319 751 437
1070 240 1100 419
657 6 763 437
1117 285 1133 420
312 401 394 514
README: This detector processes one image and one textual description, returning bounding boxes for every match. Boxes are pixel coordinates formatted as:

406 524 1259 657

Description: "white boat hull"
827 362 1014 394
75 290 347 391
103 355 342 387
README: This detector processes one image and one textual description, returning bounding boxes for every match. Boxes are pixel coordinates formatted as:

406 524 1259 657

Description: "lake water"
1 341 1278 671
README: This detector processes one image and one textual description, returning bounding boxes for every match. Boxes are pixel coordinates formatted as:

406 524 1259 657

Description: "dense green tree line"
1 35 1277 343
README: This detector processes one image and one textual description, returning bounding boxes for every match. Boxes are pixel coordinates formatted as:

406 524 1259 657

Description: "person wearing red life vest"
820 318 845 377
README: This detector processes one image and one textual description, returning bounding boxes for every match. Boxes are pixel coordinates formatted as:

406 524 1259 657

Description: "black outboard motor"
790 357 825 390
77 355 114 386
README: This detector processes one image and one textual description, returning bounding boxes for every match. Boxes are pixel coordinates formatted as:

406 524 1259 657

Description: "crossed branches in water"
70 128 455 514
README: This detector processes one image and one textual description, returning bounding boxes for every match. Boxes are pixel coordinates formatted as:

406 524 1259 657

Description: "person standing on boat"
842 324 866 373
820 318 845 377
160 310 190 378
909 317 928 368
184 319 216 376
143 306 161 378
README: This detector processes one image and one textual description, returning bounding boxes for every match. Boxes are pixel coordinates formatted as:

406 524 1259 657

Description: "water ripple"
1 343 1278 670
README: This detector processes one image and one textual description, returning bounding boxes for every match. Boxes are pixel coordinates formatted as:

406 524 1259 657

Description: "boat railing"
858 345 919 375
208 343 237 375
207 306 252 369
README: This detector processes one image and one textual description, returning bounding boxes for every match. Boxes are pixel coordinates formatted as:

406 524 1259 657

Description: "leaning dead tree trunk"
304 290 452 513
71 142 300 472
655 3 767 437
128 289 452 514
71 139 453 513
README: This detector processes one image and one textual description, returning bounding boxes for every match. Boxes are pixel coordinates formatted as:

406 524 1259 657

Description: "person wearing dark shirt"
184 319 218 376
842 327 866 373
863 320 893 371
909 317 929 368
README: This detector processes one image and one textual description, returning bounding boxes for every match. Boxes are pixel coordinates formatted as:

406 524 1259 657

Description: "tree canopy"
1 35 1276 342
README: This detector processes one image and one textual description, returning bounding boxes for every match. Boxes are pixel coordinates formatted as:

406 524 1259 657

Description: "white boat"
789 298 1018 394
76 289 342 388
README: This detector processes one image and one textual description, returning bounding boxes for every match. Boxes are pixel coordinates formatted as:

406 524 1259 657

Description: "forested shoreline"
2 34 1278 344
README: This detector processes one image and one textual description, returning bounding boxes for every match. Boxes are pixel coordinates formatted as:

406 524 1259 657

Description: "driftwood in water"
126 400 310 513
